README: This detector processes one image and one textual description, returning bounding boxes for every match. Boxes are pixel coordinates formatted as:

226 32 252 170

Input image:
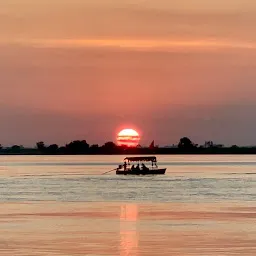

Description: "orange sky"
1 1 256 146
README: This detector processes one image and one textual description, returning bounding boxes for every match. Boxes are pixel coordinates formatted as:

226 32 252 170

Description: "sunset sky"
1 0 256 146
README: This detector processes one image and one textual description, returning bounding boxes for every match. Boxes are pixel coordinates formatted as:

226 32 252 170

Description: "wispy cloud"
2 38 256 51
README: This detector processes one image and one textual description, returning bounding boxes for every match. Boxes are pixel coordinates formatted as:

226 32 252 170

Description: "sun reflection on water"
120 204 139 256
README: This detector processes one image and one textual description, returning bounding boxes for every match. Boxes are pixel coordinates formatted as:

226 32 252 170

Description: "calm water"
0 155 255 255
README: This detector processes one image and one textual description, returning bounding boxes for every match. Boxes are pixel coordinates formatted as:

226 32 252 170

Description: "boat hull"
116 168 166 175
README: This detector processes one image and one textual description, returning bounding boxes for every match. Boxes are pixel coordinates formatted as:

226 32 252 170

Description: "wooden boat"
116 156 166 175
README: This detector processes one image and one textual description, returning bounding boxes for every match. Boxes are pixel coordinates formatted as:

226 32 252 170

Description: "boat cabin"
121 156 158 170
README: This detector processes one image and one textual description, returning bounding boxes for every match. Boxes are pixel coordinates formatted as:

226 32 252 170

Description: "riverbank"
1 147 256 155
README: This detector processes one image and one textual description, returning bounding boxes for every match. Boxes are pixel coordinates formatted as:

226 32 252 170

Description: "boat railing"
120 164 158 171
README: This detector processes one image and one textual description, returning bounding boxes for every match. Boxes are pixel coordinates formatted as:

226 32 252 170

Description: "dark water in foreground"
0 155 255 255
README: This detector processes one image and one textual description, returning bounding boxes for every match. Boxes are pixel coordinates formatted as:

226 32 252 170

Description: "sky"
1 0 256 147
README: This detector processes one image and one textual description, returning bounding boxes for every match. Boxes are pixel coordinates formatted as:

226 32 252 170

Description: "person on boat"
141 163 149 171
135 164 140 170
131 164 135 171
123 161 127 170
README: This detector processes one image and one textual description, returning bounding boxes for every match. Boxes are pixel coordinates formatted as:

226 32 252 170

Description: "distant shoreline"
1 148 256 155
1 138 256 155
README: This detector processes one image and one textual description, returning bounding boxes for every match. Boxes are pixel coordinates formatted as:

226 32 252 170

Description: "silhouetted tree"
204 141 223 149
90 144 99 149
101 141 118 153
178 137 196 149
102 141 117 150
214 144 224 148
36 141 46 151
204 141 214 148
65 140 89 154
11 145 22 153
47 144 59 154
89 144 100 154
58 146 66 154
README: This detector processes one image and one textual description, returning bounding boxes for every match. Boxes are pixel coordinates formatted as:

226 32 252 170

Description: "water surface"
0 155 255 255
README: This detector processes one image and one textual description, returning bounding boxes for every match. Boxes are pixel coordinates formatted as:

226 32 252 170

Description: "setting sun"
117 129 140 147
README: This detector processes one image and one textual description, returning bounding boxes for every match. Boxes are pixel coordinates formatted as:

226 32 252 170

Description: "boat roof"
124 156 157 162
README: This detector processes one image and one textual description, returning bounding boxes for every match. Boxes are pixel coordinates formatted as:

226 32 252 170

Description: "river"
0 155 255 255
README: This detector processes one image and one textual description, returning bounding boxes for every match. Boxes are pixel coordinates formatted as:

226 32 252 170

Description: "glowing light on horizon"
117 129 140 147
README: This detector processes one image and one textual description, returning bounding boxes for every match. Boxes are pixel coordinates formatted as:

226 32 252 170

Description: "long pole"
101 168 117 175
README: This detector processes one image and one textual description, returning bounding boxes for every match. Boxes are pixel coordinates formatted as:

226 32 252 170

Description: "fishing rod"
101 168 117 175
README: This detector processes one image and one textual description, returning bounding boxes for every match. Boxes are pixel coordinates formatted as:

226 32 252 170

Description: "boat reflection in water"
119 204 139 256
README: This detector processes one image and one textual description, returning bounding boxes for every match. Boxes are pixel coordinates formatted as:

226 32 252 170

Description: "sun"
117 128 140 147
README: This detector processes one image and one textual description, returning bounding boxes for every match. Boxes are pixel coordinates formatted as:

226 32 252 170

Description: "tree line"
0 137 256 155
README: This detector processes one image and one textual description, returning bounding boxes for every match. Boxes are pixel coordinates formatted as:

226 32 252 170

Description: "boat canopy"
124 156 157 162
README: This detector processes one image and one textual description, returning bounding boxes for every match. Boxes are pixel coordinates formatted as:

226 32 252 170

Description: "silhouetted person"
131 164 135 171
123 161 127 170
136 164 140 170
141 163 149 171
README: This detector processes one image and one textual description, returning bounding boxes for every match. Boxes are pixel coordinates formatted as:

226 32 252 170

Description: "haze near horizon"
1 1 256 146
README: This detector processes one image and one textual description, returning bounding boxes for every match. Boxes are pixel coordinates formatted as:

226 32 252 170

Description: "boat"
116 156 166 175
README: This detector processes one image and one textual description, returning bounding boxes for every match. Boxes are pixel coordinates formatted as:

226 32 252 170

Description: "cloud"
1 39 256 52
1 1 256 42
